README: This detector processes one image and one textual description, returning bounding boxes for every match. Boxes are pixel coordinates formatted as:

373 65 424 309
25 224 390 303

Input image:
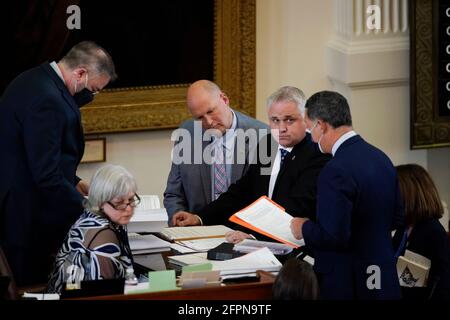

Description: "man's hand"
290 217 309 240
76 180 89 196
225 231 253 244
172 211 201 227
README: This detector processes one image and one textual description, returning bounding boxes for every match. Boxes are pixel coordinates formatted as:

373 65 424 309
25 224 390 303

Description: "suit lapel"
272 137 304 197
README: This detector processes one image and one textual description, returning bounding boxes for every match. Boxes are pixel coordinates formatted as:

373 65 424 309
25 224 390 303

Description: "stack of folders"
397 249 431 287
128 233 171 255
127 195 168 233
168 247 282 280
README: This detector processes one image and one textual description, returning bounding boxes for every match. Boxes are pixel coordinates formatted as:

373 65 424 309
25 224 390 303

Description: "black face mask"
73 88 95 108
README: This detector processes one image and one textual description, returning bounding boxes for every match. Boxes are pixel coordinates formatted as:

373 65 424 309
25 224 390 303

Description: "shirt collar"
50 61 65 84
332 130 357 156
279 145 293 153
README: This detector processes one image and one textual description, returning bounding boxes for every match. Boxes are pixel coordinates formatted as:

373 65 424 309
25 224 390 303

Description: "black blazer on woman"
393 218 450 300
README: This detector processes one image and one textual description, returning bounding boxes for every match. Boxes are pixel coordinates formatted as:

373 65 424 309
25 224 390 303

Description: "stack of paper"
128 233 171 255
234 239 293 255
128 195 168 233
176 237 227 252
168 247 282 279
159 225 233 242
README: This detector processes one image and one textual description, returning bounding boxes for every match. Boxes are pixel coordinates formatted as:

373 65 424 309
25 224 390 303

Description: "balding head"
186 80 232 135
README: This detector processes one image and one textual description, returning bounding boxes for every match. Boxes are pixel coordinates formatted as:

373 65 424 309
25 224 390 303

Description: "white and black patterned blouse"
46 209 133 293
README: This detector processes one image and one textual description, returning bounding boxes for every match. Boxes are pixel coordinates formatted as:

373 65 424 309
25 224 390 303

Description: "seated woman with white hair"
46 164 139 293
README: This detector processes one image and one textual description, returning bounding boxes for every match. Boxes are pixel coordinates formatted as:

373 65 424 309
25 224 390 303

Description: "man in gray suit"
164 80 268 226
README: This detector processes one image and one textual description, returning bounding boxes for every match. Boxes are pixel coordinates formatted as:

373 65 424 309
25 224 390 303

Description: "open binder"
229 196 305 248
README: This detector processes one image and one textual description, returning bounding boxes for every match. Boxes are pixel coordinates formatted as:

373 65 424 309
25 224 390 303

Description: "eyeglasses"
107 194 141 211
310 121 319 131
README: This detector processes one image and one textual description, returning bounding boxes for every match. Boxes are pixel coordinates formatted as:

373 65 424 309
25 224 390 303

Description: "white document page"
135 195 161 211
210 247 282 275
128 234 171 251
234 239 293 255
168 248 282 278
160 225 233 241
177 237 227 252
235 197 304 247
22 292 60 300
404 249 431 269
170 243 197 254
168 252 209 267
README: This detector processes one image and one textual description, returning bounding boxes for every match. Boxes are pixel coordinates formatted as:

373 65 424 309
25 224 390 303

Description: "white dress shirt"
268 146 293 199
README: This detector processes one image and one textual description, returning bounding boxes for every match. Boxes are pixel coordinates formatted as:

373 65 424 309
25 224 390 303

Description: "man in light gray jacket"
164 80 268 226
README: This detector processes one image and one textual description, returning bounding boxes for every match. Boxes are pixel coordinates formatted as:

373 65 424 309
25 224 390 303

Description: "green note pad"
148 270 180 292
182 263 213 273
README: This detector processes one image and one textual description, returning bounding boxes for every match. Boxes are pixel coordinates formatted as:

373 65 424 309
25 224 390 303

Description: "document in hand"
397 249 431 287
229 196 305 248
128 195 168 233
159 225 233 242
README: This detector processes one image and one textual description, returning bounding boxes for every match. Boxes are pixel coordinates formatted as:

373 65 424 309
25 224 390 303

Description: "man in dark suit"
164 80 269 226
171 86 329 229
291 91 404 299
0 41 116 286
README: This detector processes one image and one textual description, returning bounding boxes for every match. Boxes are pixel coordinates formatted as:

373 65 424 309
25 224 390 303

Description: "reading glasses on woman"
107 194 141 211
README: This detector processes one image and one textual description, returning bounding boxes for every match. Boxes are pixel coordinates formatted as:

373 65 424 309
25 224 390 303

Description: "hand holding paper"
229 196 305 248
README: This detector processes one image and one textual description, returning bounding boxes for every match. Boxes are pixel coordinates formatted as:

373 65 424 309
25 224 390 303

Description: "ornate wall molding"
81 0 256 134
411 0 450 148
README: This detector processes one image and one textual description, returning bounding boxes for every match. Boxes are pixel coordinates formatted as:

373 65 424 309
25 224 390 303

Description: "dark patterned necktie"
280 148 290 167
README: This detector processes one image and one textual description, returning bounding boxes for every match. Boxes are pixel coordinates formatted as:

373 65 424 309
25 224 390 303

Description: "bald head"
186 80 232 134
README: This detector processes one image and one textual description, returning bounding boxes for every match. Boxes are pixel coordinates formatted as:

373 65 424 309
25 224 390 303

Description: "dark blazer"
163 111 269 222
302 135 403 300
0 63 84 285
197 133 330 226
393 219 450 300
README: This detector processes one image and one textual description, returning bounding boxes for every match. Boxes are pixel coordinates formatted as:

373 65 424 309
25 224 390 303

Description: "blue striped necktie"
214 143 227 200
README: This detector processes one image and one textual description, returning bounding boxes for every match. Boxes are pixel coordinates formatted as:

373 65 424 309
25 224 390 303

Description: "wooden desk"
74 270 275 300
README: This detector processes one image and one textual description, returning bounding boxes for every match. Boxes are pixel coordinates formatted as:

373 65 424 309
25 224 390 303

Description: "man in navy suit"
0 41 116 286
291 91 404 299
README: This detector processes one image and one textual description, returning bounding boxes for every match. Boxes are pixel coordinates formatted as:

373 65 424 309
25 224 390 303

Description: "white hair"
266 86 306 116
86 164 137 214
